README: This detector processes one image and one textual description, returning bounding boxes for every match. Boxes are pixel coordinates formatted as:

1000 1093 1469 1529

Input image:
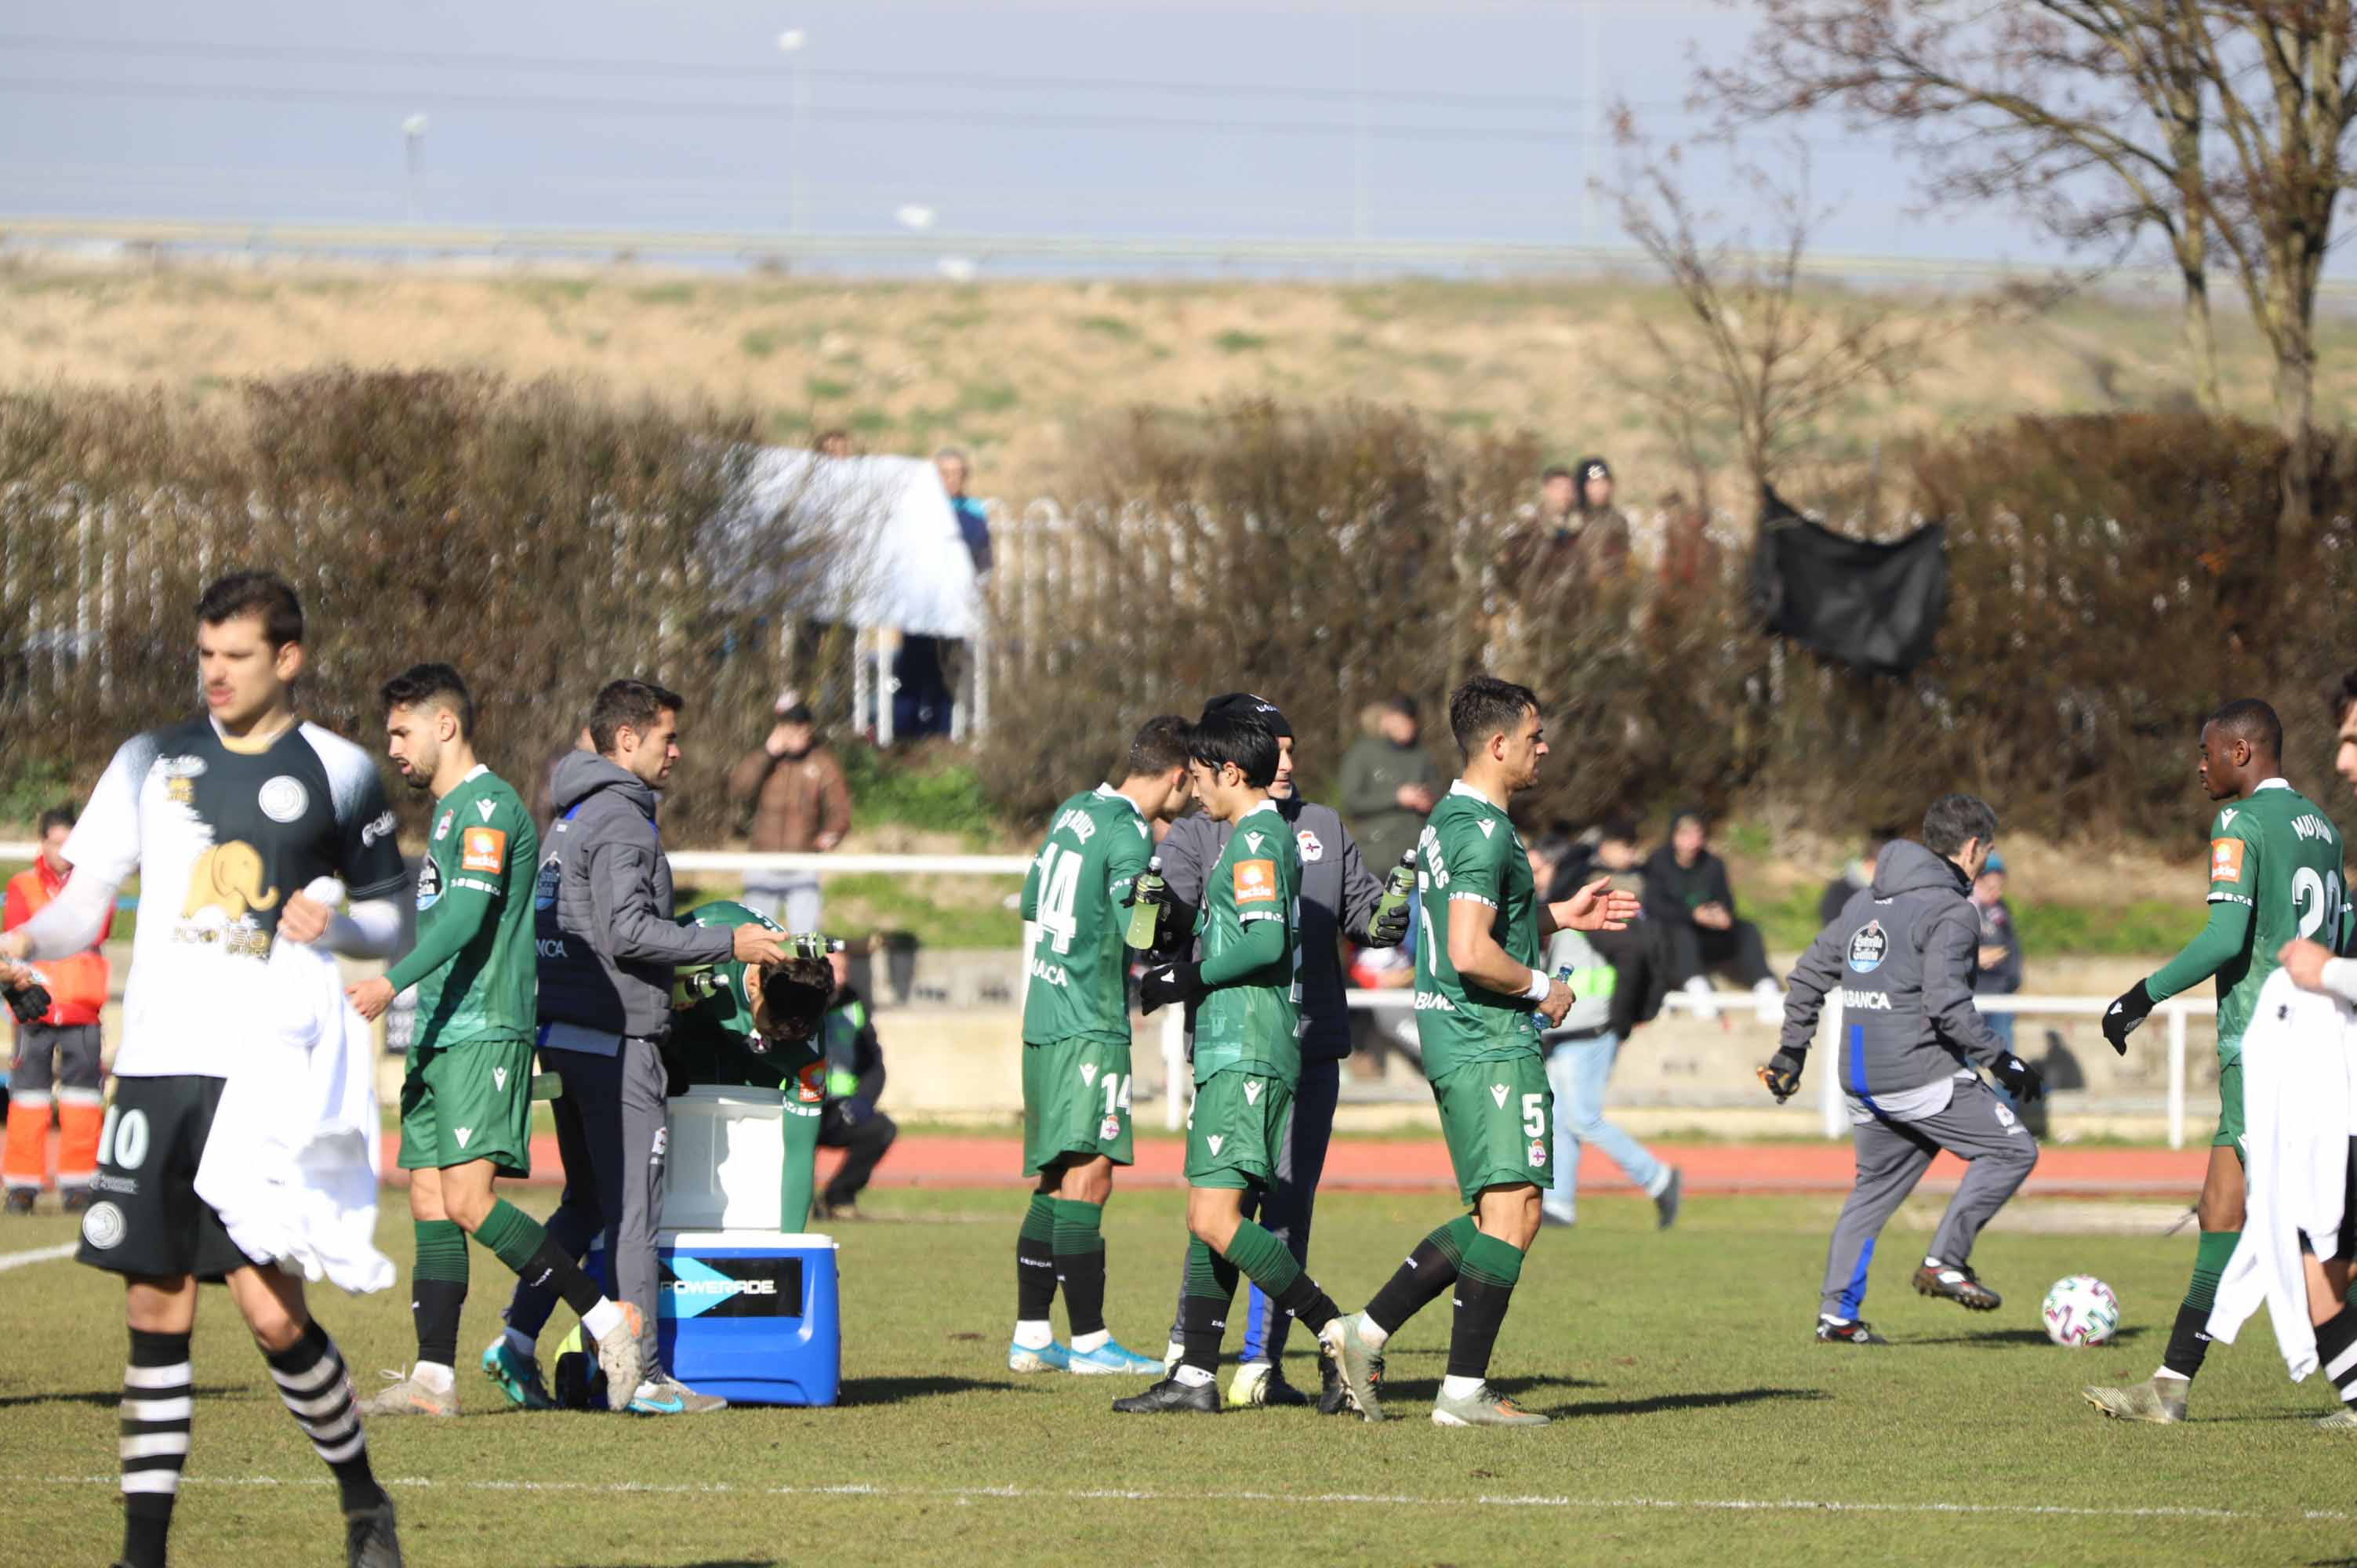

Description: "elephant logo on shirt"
183 840 281 922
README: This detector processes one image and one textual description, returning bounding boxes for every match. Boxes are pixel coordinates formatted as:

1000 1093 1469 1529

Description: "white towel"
194 890 394 1294
2206 970 2355 1381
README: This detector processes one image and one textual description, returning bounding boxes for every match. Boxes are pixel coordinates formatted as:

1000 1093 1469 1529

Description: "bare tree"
1709 1 2357 544
1607 130 1930 512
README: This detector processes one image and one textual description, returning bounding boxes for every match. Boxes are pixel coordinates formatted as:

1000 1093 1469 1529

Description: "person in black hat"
1142 691 1409 1410
1511 456 1630 592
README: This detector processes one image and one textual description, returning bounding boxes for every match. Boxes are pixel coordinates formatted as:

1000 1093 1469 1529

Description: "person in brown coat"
727 698 852 932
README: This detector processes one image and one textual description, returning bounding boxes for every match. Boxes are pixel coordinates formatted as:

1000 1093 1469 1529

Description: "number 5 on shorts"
1520 1093 1545 1141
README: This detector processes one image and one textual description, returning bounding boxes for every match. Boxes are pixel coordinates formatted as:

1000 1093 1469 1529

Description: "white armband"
2323 956 2357 1007
1522 967 1553 1003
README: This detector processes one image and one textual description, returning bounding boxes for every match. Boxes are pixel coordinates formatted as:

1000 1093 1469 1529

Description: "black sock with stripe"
263 1319 384 1515
2319 1305 2357 1407
119 1327 191 1568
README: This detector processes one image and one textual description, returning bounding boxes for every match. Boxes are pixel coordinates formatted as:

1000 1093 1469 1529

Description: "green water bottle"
1126 855 1167 949
1372 851 1417 935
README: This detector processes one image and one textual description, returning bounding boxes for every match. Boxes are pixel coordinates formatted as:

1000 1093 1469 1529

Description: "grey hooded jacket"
534 750 732 1040
1780 838 2010 1099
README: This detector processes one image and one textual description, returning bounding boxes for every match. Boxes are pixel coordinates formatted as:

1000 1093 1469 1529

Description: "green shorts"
1431 1053 1553 1207
1022 1037 1136 1176
2214 1054 2244 1155
1185 1066 1292 1190
398 1033 536 1178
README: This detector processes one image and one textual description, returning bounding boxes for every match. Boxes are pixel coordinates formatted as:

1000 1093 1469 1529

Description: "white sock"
503 1327 538 1361
1172 1363 1215 1388
1070 1329 1109 1354
2154 1367 2191 1382
583 1298 626 1343
1013 1319 1055 1349
1356 1311 1390 1351
412 1360 456 1393
1644 1169 1672 1199
1820 1315 1850 1326
1164 1339 1185 1365
1440 1374 1485 1399
1923 1256 1945 1270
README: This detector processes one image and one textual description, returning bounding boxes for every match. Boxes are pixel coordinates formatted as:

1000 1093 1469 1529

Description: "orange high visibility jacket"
3 860 111 1026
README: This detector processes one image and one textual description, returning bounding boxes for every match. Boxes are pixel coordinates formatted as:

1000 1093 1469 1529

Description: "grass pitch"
0 1188 2347 1567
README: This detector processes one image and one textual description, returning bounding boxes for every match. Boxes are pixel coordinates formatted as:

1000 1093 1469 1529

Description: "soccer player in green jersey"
2086 697 2350 1424
1010 715 1194 1375
1324 676 1638 1427
1114 709 1358 1414
669 898 836 1228
345 665 648 1417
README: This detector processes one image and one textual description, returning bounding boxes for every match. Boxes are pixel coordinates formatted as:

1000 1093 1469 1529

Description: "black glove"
2101 981 2154 1057
1989 1053 2045 1103
3 976 50 1025
1758 1047 1807 1104
1139 961 1204 1015
1367 903 1411 948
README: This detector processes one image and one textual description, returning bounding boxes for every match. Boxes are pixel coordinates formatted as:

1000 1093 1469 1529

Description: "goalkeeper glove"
1758 1047 1807 1104
3 971 50 1025
1989 1053 2045 1103
2101 981 2154 1056
1139 961 1204 1015
1367 902 1411 948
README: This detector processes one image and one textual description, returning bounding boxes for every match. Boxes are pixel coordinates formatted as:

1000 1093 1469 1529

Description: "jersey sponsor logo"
1846 920 1888 974
1839 988 1893 1011
415 858 444 911
80 1200 125 1250
257 775 309 823
1476 820 1496 840
1233 858 1278 905
1296 829 1324 862
796 1061 826 1105
2210 838 2246 884
360 809 398 848
1413 989 1457 1011
478 799 498 822
177 840 280 957
1028 956 1070 988
1244 832 1266 852
461 826 507 874
434 811 454 841
2219 808 2238 829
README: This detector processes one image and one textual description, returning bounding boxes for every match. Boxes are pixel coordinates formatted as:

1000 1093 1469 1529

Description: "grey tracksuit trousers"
1820 1076 2037 1320
503 1040 670 1374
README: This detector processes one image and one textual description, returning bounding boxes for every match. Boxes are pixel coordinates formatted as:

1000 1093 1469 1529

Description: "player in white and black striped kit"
0 573 409 1567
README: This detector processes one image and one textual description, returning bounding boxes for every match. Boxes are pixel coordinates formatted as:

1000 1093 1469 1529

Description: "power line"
0 33 1690 115
0 74 1643 145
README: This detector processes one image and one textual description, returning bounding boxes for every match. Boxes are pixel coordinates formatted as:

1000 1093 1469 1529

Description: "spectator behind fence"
2 804 111 1214
1544 818 1643 906
1338 694 1440 876
1527 835 1680 1231
935 448 993 577
814 947 896 1220
728 695 853 935
1641 808 1781 1025
1509 459 1632 593
1970 851 2023 1051
1819 826 1899 927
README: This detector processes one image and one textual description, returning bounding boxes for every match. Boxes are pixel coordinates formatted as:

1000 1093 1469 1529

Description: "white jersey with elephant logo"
63 714 407 1079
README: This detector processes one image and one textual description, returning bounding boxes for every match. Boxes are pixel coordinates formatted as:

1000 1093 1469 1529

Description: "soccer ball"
2041 1276 2121 1347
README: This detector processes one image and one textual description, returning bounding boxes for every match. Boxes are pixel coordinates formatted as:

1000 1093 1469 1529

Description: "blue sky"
0 1 2321 277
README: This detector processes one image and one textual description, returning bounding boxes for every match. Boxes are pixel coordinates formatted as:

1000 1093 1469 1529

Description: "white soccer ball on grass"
2041 1275 2121 1347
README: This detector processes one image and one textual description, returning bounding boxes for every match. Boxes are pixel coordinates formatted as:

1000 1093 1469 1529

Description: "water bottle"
790 933 846 960
1126 855 1167 949
1371 851 1417 937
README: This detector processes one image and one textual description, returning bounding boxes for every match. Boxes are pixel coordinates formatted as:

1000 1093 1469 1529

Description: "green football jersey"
1020 786 1153 1047
670 900 796 1087
2199 781 2346 1050
1190 798 1304 1086
1414 781 1543 1077
387 764 538 1047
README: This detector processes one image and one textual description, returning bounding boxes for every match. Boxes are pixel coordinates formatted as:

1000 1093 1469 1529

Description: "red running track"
383 1133 2210 1198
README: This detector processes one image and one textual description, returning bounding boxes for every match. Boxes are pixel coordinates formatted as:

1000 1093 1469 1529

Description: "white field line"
0 1243 77 1274
9 1472 2349 1523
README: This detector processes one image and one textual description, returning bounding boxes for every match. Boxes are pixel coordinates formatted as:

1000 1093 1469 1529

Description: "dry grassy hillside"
9 257 2357 505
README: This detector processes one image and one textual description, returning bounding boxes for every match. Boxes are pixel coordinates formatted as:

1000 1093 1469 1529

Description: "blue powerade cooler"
655 1229 841 1406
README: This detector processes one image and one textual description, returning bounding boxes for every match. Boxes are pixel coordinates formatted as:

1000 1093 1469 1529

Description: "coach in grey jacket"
1765 794 2043 1342
1152 692 1409 1406
503 681 786 1411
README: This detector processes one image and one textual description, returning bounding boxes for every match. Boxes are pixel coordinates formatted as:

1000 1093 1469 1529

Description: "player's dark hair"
1921 793 1999 858
2327 670 2357 728
380 662 475 739
1447 675 1539 759
2205 697 2283 760
1120 715 1193 779
195 570 303 650
757 956 833 1044
1187 712 1279 789
36 802 74 838
1670 805 1709 835
588 678 685 757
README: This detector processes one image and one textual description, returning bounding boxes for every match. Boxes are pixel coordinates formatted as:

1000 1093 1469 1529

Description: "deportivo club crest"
1296 829 1324 862
1847 920 1888 974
